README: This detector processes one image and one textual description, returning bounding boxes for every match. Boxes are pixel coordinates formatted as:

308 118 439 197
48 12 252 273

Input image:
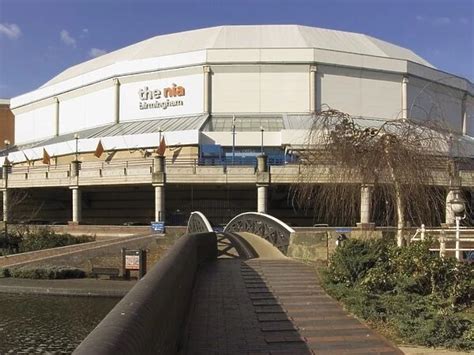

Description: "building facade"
1 25 473 226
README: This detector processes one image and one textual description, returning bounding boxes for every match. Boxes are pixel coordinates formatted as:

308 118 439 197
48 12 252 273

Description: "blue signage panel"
151 221 165 233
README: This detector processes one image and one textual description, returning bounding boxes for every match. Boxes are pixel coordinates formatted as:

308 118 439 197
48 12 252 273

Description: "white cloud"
89 48 107 58
416 15 455 26
0 23 21 40
82 28 89 33
460 17 469 25
433 17 451 26
60 30 77 47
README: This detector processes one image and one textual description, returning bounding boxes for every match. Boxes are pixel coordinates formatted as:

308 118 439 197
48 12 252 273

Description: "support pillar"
113 78 120 124
257 186 267 214
445 190 455 226
152 156 166 222
71 187 81 224
54 97 60 136
203 66 211 114
309 64 318 113
401 76 409 120
155 185 165 222
256 154 269 214
357 184 374 229
2 189 8 223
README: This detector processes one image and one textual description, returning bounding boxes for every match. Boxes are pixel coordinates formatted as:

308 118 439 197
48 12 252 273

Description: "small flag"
157 136 167 156
42 148 51 165
94 140 105 158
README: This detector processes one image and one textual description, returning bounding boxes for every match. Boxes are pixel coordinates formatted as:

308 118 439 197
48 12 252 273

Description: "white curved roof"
42 25 434 87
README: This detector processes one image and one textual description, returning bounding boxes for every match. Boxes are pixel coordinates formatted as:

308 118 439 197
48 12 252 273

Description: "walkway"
183 233 402 354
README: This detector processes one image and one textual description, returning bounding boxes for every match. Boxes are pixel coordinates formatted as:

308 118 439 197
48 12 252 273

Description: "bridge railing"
187 211 214 234
74 231 217 355
224 212 295 255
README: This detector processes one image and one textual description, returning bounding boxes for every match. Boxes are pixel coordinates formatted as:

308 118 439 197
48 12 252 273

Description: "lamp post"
260 126 264 155
450 191 465 261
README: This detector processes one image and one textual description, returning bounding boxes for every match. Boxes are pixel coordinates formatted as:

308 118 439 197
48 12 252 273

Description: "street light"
450 191 465 261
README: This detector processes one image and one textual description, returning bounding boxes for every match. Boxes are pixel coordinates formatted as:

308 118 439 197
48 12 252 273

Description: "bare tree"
292 108 461 245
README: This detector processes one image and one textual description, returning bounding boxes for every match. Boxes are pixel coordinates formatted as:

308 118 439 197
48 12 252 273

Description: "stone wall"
287 227 399 264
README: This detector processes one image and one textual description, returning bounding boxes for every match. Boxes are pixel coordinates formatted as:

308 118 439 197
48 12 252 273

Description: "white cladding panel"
120 73 203 121
408 77 464 132
15 104 56 144
211 65 309 113
319 65 402 119
465 96 474 136
59 87 115 135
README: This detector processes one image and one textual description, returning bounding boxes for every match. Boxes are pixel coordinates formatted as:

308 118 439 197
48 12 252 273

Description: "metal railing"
224 212 295 255
187 211 214 234
411 223 474 261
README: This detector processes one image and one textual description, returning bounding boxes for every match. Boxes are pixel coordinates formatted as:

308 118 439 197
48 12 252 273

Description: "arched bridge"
75 211 402 355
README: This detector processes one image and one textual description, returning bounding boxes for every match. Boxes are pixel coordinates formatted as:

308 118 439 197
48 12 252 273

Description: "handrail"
187 211 213 234
224 212 295 254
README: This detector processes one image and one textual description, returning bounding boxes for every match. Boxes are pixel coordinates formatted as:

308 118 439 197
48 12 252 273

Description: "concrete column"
360 185 373 225
54 97 60 136
203 66 211 114
155 185 165 221
309 65 318 113
257 186 267 213
446 190 455 225
71 187 81 224
401 76 409 120
256 154 269 214
114 78 120 124
461 93 467 135
2 189 8 222
153 155 166 221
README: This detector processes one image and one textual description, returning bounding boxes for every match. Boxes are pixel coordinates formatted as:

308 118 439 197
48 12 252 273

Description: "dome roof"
43 25 434 87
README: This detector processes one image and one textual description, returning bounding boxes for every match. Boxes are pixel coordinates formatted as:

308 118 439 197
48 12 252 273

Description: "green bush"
9 226 96 253
0 267 11 278
322 237 474 350
8 265 86 279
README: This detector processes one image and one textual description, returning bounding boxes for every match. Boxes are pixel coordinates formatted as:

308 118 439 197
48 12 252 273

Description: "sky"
0 0 473 99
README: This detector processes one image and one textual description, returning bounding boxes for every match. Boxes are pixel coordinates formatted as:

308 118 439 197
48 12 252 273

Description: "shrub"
0 267 11 278
9 265 86 279
12 226 95 253
322 237 474 350
326 238 390 286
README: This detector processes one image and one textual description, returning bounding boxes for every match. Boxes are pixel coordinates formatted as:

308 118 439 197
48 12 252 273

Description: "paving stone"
183 242 401 355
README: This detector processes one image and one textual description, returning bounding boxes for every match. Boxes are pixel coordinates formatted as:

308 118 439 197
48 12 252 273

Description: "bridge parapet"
224 212 295 255
187 211 213 234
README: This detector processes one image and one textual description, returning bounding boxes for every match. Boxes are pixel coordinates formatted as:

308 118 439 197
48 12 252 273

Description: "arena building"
0 25 473 226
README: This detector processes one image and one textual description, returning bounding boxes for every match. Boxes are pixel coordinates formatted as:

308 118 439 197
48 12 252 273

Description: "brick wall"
0 102 14 149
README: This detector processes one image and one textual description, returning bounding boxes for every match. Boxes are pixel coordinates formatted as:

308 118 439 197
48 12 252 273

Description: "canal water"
0 293 119 354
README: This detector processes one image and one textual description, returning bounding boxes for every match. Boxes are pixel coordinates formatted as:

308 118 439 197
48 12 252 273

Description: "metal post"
439 231 446 258
455 216 461 261
260 126 264 154
420 224 425 241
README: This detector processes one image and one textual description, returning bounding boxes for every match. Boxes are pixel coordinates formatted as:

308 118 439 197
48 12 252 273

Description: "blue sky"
0 0 472 98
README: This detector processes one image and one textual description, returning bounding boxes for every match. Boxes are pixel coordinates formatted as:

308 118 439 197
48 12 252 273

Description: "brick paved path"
184 255 402 354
